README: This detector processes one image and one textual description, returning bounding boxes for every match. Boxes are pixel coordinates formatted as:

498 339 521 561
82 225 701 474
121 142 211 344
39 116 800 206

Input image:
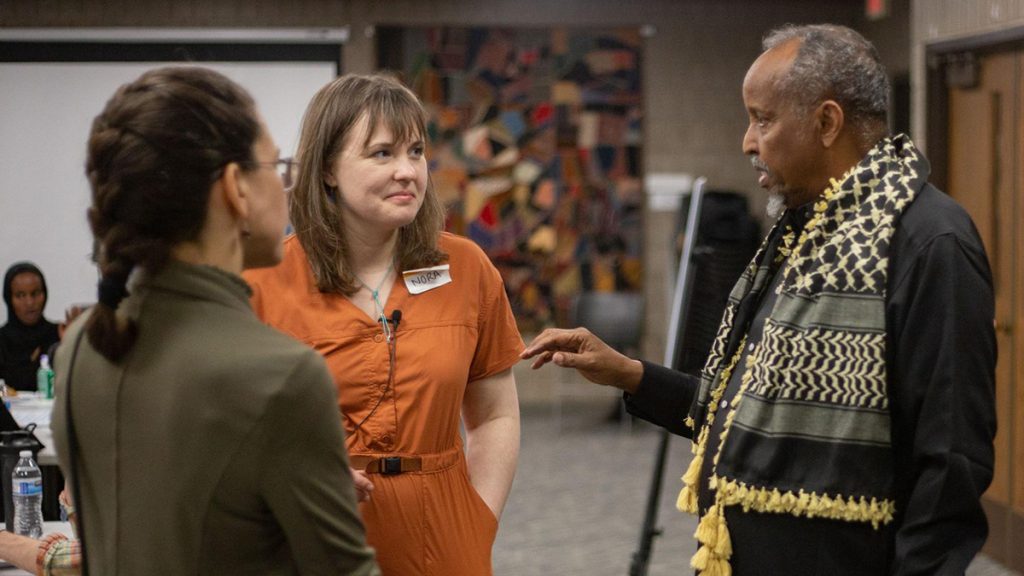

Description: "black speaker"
0 427 44 530
674 191 761 376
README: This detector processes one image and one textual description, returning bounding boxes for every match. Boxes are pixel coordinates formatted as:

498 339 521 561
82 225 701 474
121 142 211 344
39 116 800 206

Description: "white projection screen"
0 33 340 317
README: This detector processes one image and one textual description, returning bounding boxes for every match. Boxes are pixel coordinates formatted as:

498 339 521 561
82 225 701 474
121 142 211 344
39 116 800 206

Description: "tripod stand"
628 178 706 576
627 181 762 575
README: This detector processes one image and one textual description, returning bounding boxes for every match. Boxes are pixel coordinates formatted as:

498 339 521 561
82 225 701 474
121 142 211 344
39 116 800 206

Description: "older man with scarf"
523 24 996 575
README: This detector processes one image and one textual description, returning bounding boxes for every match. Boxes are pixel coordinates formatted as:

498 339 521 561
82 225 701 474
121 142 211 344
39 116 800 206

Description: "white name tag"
403 265 452 294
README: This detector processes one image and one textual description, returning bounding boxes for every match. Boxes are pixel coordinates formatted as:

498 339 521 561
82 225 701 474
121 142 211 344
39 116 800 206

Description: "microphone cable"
349 310 401 434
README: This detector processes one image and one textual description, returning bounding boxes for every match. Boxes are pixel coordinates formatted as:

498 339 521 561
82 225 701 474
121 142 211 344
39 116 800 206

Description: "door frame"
926 26 1024 191
927 27 1024 571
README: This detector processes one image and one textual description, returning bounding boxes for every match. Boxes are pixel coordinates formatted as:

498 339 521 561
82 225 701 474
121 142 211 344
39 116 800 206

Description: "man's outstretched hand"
520 328 643 394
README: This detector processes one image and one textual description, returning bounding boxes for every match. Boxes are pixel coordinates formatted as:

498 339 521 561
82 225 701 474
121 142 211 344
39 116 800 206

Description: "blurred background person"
51 66 379 575
245 73 522 576
1 262 60 392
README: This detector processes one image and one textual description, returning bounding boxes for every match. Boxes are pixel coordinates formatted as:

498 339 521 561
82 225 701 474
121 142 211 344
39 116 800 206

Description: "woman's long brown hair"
289 73 447 296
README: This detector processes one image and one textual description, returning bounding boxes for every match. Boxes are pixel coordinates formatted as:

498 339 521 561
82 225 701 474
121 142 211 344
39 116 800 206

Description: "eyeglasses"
243 157 297 190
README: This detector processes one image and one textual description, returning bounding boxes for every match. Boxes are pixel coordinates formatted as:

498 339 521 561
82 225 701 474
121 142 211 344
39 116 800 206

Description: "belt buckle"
381 456 402 475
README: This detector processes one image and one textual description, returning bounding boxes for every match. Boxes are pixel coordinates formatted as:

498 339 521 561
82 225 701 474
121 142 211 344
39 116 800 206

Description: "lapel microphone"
381 310 402 344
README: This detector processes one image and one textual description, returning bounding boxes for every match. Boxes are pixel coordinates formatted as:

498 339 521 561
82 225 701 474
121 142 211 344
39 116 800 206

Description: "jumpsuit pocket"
467 480 499 530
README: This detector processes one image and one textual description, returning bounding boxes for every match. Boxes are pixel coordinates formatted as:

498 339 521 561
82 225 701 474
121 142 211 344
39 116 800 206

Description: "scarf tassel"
690 502 733 575
677 482 698 515
677 426 709 514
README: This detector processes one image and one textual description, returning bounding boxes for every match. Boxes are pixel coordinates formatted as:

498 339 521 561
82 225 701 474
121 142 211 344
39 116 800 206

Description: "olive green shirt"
52 261 378 575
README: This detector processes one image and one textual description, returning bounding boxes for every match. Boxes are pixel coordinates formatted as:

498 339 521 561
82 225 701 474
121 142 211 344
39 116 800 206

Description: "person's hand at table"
59 488 76 526
58 305 89 340
520 328 643 394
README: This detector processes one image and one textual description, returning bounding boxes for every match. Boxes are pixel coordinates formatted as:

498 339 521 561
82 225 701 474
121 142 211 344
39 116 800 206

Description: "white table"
6 395 57 466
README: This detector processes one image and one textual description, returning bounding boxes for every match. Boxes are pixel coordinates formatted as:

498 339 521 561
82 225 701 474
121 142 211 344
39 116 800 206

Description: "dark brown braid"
84 66 260 362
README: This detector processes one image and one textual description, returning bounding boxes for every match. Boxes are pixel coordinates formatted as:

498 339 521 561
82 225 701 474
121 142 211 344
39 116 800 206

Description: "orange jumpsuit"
244 232 523 576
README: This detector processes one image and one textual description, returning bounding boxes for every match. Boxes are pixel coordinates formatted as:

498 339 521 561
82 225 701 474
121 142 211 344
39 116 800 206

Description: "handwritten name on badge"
403 265 452 295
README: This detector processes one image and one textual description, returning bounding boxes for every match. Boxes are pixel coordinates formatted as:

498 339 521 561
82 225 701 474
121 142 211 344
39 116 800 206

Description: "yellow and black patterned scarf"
678 134 929 575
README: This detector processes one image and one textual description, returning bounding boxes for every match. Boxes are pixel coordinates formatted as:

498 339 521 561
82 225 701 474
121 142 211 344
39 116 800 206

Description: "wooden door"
947 48 1023 569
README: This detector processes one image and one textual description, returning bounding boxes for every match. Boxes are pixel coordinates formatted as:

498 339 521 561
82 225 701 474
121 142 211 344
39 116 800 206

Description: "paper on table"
7 395 52 428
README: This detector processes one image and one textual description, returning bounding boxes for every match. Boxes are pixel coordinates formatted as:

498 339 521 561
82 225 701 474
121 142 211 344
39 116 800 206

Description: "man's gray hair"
763 24 890 146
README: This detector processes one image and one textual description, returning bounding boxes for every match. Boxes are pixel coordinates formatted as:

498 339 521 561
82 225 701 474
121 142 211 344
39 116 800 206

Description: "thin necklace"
355 262 394 319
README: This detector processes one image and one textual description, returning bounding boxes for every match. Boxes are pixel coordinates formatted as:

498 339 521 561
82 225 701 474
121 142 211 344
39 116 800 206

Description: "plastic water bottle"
12 450 43 538
0 378 8 410
36 354 54 399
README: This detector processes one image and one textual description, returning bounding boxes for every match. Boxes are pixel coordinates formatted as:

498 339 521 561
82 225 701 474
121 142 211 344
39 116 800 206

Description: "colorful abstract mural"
379 27 644 332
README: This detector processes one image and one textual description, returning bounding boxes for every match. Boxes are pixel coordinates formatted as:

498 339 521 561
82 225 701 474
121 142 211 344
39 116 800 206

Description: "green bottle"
36 354 54 399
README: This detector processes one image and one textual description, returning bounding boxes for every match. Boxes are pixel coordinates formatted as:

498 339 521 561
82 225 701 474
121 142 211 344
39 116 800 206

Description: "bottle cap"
18 450 31 458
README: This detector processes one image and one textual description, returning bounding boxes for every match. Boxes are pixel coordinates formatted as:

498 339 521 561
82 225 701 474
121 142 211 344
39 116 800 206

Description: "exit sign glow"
866 0 889 20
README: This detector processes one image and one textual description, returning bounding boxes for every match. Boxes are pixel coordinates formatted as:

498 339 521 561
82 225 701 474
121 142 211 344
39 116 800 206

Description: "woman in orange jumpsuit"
244 74 522 576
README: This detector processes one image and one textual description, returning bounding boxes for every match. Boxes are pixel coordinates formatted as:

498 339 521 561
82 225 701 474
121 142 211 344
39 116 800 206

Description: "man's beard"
766 192 786 219
752 156 786 219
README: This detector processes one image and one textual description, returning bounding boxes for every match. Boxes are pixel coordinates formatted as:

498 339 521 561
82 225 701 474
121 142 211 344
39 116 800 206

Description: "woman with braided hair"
49 66 379 575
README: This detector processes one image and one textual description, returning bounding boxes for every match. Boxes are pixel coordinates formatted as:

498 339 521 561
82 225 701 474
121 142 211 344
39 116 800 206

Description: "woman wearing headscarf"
1 262 60 391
